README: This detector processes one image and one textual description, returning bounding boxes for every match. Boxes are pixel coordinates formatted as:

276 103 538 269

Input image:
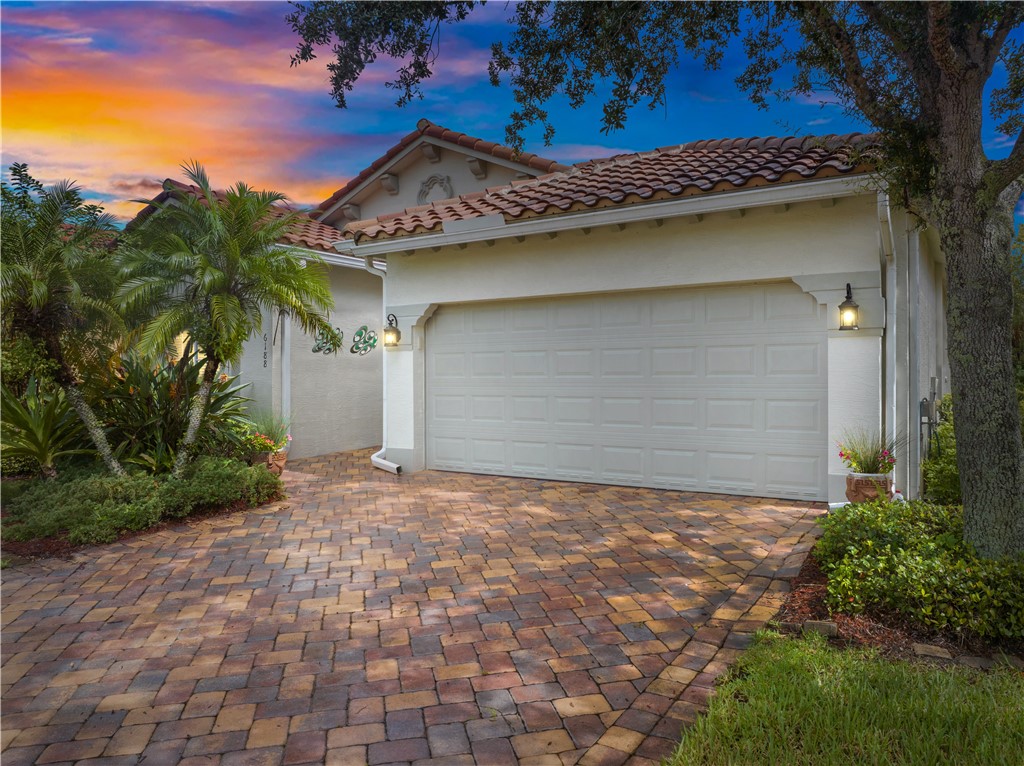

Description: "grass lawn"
670 631 1024 766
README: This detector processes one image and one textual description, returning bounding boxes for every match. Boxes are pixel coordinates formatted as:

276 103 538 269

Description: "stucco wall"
287 266 383 458
237 266 383 459
385 195 880 307
237 308 277 415
345 147 524 222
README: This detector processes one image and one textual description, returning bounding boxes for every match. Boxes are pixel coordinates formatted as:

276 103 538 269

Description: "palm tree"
119 161 340 476
0 163 128 477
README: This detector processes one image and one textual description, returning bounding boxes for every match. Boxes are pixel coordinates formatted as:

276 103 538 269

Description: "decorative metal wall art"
311 327 344 355
350 326 378 355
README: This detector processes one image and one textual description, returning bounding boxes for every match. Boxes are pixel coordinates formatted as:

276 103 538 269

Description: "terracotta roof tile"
344 133 878 243
313 119 570 219
128 179 345 255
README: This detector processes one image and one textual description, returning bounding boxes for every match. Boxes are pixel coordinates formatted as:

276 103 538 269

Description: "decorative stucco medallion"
417 174 454 205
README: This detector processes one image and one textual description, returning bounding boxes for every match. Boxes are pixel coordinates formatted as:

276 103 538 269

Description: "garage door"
425 282 828 500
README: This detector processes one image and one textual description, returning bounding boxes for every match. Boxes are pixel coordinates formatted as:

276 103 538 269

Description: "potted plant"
242 412 291 476
837 429 898 503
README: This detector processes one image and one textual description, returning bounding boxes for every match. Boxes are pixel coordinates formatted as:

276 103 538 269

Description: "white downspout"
878 193 898 472
281 310 292 449
359 256 401 474
908 232 923 498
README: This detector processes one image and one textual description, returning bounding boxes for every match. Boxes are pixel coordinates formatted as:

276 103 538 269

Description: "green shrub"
1 477 37 506
817 498 963 564
0 335 59 398
160 457 279 519
2 458 281 546
922 395 961 503
2 453 40 477
818 499 1024 639
3 471 160 544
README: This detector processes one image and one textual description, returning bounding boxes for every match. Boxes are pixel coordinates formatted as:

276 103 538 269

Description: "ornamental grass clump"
241 411 291 454
837 429 898 474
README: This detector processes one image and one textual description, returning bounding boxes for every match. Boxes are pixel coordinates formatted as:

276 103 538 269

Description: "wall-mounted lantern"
382 314 402 347
838 283 860 331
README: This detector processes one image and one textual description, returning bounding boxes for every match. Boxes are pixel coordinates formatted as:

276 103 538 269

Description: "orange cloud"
0 2 515 220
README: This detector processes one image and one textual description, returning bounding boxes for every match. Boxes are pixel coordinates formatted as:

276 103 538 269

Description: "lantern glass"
838 283 859 331
383 314 401 347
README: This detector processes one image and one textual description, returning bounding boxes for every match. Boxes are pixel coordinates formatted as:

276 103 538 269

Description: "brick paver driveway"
2 449 824 766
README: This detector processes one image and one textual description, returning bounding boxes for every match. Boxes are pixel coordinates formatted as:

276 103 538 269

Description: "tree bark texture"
42 332 128 478
936 184 1024 558
62 383 127 478
171 358 220 477
922 53 1024 558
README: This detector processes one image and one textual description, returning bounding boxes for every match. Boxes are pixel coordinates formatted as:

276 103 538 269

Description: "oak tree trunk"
934 183 1024 558
172 358 220 477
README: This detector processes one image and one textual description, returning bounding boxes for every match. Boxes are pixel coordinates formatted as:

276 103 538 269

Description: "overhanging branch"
981 9 1023 77
856 1 933 93
988 128 1024 196
797 2 896 131
925 2 967 77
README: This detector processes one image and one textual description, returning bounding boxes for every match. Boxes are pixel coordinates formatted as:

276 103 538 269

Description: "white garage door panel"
426 283 828 500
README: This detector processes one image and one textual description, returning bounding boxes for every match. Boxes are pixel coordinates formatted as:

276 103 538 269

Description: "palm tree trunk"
43 333 128 478
172 358 220 477
63 382 128 478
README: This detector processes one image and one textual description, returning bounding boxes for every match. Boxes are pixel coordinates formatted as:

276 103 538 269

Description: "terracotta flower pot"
249 451 271 467
267 451 288 476
845 472 893 503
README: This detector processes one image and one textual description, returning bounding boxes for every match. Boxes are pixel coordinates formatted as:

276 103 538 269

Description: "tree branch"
981 9 1022 78
856 1 932 91
987 127 1024 196
925 2 967 77
797 2 895 130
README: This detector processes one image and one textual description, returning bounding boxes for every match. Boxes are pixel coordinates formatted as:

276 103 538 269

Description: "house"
145 122 948 506
325 129 948 506
233 120 569 460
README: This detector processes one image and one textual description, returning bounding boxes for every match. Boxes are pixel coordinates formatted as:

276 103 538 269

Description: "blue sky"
1 1 1020 222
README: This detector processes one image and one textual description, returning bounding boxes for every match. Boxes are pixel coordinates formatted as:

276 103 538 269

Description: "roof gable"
314 119 569 227
343 133 879 243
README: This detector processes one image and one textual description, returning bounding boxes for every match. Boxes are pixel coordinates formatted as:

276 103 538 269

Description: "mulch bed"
775 552 1022 662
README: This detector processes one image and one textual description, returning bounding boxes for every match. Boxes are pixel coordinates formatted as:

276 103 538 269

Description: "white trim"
341 176 873 257
281 245 385 272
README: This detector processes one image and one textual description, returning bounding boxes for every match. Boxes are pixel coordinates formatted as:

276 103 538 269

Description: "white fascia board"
282 245 385 272
317 137 549 223
346 175 873 257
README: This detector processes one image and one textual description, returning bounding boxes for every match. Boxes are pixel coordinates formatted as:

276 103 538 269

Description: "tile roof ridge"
571 146 669 170
674 132 878 152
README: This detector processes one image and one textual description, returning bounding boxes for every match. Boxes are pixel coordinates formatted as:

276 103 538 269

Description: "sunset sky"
2 1 1020 222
